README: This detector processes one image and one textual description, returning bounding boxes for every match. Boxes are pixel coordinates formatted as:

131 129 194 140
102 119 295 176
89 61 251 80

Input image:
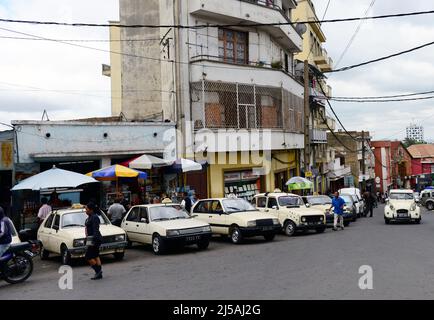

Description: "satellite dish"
295 23 307 35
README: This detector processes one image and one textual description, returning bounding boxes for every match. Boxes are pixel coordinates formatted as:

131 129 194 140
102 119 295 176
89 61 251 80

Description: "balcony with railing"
189 0 302 52
310 128 327 144
191 80 304 132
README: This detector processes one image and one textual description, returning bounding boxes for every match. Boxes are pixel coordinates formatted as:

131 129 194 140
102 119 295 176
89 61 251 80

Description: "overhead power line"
325 40 434 73
330 90 434 100
0 9 434 29
330 95 434 103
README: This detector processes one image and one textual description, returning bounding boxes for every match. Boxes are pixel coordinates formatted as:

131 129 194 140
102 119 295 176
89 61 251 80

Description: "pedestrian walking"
330 192 346 231
85 202 103 280
182 191 194 214
37 197 52 224
0 207 13 258
107 198 126 227
366 192 375 217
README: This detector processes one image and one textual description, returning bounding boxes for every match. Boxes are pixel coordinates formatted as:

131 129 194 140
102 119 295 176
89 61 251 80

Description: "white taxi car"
384 189 421 224
121 203 212 255
37 205 127 265
254 192 326 236
191 197 281 244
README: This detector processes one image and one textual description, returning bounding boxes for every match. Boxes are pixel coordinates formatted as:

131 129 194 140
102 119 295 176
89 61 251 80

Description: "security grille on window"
218 28 248 65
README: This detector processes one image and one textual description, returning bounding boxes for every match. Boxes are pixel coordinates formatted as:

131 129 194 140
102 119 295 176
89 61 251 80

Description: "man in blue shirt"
330 192 346 231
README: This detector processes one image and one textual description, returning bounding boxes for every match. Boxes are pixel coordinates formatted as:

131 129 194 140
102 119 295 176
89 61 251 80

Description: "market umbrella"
170 158 203 173
285 176 313 191
86 164 147 193
129 154 172 170
11 166 99 191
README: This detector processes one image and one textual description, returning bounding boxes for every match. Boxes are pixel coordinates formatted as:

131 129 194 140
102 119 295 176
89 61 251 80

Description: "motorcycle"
0 241 39 284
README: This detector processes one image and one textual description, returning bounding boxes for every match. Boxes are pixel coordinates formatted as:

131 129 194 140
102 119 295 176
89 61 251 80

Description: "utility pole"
361 130 366 191
303 60 310 173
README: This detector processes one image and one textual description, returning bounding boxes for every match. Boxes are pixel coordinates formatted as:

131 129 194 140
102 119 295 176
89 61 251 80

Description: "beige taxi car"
121 203 212 255
384 189 421 224
253 192 326 236
37 205 127 265
191 197 281 244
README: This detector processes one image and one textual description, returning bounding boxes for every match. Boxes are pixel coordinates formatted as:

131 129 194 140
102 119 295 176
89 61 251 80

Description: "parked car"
37 205 127 265
302 195 335 227
337 194 358 223
384 189 421 224
339 187 365 216
121 203 212 255
253 192 326 236
192 197 281 244
420 190 434 210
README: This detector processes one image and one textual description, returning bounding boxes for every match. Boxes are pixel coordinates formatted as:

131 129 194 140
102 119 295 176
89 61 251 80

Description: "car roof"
389 189 414 193
255 193 300 197
131 203 182 209
52 209 85 215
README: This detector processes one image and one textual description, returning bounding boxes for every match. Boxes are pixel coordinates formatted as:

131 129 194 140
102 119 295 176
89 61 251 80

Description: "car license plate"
398 213 408 218
262 226 273 231
186 235 200 241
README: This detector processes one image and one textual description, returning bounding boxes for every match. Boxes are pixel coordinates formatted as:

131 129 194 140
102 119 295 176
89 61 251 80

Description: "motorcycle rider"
0 207 13 258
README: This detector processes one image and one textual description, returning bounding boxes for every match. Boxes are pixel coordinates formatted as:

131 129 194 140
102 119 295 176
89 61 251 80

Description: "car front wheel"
343 221 350 227
197 239 210 250
40 247 50 260
230 226 243 244
61 246 71 265
427 202 434 211
264 234 275 241
113 252 125 261
283 221 296 237
385 218 390 224
152 235 166 255
316 227 326 234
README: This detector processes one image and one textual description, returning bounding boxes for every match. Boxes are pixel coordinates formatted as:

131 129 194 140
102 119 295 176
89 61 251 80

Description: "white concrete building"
406 123 424 142
107 0 307 198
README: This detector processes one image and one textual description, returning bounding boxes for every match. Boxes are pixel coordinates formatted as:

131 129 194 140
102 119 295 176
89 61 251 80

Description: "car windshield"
307 196 332 205
278 196 303 207
149 205 190 221
389 193 414 200
61 211 109 228
222 199 256 213
340 195 353 204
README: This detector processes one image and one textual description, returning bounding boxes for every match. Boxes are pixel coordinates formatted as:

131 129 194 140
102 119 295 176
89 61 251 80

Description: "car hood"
61 224 126 239
280 207 325 216
230 211 278 220
153 218 209 230
389 200 415 209
310 204 332 212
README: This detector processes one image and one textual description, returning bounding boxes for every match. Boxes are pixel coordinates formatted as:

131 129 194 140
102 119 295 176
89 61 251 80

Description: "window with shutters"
218 28 248 65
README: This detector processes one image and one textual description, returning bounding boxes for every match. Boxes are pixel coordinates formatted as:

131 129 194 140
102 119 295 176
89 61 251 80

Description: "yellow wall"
109 22 122 116
207 150 298 198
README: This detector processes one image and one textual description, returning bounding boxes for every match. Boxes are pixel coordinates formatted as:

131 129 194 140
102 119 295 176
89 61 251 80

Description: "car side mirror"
140 218 149 224
191 214 199 218
53 225 59 231
216 210 224 215
272 206 278 210
306 203 311 208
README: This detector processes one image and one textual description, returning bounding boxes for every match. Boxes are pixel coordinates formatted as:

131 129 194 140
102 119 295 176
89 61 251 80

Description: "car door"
123 207 141 241
136 207 152 244
265 197 279 219
255 196 267 213
49 214 62 253
208 200 228 235
38 213 54 250
193 200 214 229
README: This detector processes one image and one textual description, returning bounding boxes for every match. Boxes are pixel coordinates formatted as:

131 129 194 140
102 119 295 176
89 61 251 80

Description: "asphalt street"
2 205 434 300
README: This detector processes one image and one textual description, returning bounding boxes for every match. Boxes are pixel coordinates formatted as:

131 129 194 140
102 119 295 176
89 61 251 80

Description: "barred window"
218 28 248 65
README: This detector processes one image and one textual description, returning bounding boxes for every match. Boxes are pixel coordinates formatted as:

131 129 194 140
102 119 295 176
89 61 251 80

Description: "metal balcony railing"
191 80 304 132
310 128 328 144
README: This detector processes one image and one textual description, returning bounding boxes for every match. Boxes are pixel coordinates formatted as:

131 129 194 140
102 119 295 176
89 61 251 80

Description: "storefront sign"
241 171 260 181
305 171 313 178
224 172 241 182
0 141 13 170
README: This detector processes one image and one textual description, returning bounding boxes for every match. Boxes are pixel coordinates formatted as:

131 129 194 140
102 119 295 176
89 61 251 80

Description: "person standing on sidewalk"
366 192 376 218
330 192 346 231
85 202 103 280
107 198 126 227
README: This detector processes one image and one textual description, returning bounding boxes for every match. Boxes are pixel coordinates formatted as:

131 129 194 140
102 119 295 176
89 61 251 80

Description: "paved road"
2 205 434 299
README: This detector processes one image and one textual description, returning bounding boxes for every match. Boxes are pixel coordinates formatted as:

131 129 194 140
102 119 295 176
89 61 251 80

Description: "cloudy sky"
0 0 433 141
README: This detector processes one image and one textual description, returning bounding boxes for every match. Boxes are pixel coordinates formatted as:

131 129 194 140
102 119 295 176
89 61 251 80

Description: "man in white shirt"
108 198 126 227
37 197 52 224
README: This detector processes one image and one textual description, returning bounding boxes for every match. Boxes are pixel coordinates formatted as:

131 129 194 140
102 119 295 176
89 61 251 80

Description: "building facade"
407 144 434 190
107 0 308 199
292 0 335 194
406 123 424 142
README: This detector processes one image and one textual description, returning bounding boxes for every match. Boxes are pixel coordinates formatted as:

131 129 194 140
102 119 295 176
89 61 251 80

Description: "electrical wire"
326 40 434 73
330 90 434 100
329 95 434 103
1 9 434 28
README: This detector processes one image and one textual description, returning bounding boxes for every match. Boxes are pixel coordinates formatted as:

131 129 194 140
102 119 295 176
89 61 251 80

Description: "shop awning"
128 154 172 170
285 176 313 190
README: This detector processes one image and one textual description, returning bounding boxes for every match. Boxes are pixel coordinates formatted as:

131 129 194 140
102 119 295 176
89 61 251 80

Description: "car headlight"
247 221 257 227
73 238 86 247
389 205 394 210
272 219 279 225
166 230 180 237
319 216 324 221
115 234 126 242
410 203 417 211
301 217 307 222
202 226 211 232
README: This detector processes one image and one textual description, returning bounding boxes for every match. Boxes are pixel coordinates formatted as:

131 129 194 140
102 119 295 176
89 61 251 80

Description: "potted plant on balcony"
271 60 283 70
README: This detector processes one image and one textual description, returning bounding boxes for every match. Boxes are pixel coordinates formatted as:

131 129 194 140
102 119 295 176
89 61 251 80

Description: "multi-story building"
292 0 335 194
327 131 376 192
406 123 424 142
407 144 434 190
371 140 413 193
106 0 307 199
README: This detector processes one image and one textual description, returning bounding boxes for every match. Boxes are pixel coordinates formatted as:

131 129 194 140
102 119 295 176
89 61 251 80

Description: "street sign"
375 177 381 184
305 171 313 178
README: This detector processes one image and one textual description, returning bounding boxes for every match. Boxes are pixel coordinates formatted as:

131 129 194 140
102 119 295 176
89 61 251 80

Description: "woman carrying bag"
85 202 103 280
